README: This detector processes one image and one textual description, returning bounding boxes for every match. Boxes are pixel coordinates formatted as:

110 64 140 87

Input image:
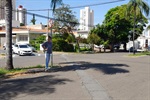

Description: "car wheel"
18 51 21 56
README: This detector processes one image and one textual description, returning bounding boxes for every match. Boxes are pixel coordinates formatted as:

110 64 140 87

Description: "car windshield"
27 44 31 47
19 45 28 48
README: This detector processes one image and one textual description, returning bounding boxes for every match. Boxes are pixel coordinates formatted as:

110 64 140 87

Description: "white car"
13 43 33 56
26 44 36 52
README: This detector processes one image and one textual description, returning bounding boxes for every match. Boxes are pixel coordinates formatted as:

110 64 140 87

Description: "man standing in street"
42 36 52 71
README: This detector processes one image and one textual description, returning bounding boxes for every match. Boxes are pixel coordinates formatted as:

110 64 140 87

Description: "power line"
0 6 95 28
27 0 126 11
0 0 126 28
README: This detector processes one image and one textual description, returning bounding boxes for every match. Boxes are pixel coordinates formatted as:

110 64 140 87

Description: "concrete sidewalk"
0 68 91 100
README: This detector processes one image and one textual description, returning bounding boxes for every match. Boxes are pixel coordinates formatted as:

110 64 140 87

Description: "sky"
15 0 149 26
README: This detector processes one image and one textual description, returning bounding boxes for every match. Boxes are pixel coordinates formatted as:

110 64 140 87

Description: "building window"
19 35 28 41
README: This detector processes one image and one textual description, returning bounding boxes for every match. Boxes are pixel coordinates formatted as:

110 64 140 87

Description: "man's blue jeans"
45 53 51 69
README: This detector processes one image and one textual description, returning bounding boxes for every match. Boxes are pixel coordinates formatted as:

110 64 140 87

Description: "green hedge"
52 38 74 52
30 35 74 52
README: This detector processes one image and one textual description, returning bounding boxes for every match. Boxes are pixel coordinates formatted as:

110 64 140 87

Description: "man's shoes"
45 67 51 72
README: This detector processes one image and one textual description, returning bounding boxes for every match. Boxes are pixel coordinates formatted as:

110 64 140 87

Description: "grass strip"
0 65 44 77
129 51 150 56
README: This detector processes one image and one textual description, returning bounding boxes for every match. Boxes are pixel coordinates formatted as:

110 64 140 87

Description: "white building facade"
76 7 94 39
79 7 94 31
126 28 150 51
137 29 150 50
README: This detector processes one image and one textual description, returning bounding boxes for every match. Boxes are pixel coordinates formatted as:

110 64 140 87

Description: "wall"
27 24 44 30
0 20 20 27
16 33 29 44
0 36 5 48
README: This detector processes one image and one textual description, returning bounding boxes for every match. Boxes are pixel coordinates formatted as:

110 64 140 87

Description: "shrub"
30 35 75 52
52 38 74 52
30 35 46 50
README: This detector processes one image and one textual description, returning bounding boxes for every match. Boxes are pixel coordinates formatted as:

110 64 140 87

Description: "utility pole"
47 9 49 37
50 19 53 68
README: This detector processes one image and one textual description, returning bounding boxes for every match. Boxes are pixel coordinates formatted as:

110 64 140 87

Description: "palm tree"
146 18 150 31
51 0 62 12
5 0 14 70
127 0 150 54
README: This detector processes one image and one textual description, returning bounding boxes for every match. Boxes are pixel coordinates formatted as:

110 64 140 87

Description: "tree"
53 4 78 33
146 18 150 31
53 4 79 51
126 0 150 54
51 0 62 12
87 33 101 51
20 23 25 26
30 14 36 25
89 24 109 51
103 5 133 52
103 4 148 51
5 0 14 70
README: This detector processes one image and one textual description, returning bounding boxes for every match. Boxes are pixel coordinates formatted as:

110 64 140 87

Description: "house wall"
0 36 5 48
77 31 89 38
0 20 20 27
16 33 29 44
0 35 16 48
126 40 139 50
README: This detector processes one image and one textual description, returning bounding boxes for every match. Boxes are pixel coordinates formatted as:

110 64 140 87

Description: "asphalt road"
0 51 150 100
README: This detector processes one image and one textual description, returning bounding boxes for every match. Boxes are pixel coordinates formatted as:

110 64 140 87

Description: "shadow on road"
0 75 73 100
58 61 130 74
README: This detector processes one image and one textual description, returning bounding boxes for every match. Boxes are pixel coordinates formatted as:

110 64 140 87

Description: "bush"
52 38 74 52
30 35 75 52
30 35 46 50
80 46 92 51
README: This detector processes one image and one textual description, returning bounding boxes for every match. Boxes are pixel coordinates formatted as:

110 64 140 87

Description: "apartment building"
79 7 94 31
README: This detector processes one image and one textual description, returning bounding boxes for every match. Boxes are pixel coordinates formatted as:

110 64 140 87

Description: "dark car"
114 44 120 50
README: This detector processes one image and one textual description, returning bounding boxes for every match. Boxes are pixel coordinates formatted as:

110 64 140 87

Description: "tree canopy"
89 4 148 51
53 4 78 34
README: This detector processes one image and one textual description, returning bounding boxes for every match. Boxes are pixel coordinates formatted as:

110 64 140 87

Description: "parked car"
26 44 36 52
114 44 120 50
13 43 33 56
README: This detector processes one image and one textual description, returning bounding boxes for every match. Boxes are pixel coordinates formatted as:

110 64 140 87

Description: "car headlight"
20 50 24 52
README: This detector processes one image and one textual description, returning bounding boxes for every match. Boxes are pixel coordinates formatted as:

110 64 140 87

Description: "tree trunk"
110 44 114 52
104 47 106 53
123 43 127 51
5 0 14 70
133 6 136 54
76 39 80 52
